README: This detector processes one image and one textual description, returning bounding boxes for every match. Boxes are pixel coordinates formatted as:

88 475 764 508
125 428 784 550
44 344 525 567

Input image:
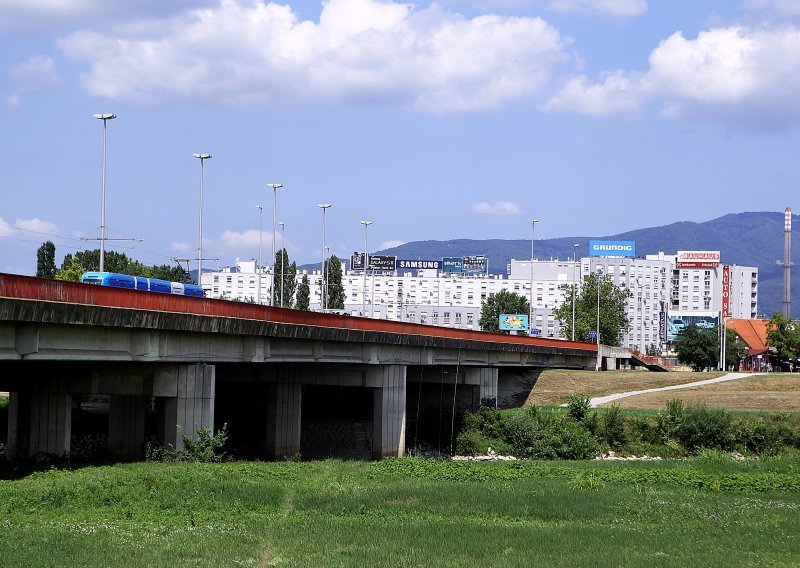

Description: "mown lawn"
2 456 799 567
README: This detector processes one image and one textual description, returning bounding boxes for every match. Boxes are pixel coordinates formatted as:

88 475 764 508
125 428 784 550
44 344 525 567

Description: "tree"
295 274 310 310
766 312 800 360
55 255 86 282
147 264 190 283
36 241 57 278
724 327 746 370
478 289 530 334
324 254 345 310
274 249 297 308
676 324 718 371
553 273 632 346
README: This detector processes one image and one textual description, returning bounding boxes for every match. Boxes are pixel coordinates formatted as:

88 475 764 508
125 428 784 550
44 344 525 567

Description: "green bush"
600 404 627 449
656 399 685 443
567 394 591 422
676 404 734 453
501 406 598 460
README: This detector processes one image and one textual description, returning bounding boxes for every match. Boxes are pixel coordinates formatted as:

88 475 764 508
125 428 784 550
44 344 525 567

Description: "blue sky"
2 0 800 275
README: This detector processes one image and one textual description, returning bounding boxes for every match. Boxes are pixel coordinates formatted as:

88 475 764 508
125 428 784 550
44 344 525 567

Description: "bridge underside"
1 361 546 461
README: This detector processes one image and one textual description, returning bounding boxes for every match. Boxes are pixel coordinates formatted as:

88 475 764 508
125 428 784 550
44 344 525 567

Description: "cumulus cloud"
59 0 567 113
545 0 646 17
6 56 60 106
546 25 800 130
379 240 406 250
471 201 521 215
170 242 192 254
0 218 14 237
219 228 269 249
14 217 60 234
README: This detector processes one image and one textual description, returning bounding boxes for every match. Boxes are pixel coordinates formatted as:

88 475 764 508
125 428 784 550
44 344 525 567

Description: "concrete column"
466 367 498 408
26 390 72 457
109 395 146 458
6 391 31 460
266 371 302 460
159 364 215 451
371 365 406 459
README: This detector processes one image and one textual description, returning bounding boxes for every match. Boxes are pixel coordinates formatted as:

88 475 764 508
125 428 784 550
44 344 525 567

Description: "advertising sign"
499 314 529 331
722 265 731 317
462 256 488 274
667 311 719 342
351 252 365 270
659 302 666 343
676 251 720 268
443 257 464 273
589 240 636 258
397 259 442 271
368 255 397 271
350 254 396 271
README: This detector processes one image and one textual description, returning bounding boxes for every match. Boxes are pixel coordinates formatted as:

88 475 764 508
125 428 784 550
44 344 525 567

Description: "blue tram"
80 272 205 297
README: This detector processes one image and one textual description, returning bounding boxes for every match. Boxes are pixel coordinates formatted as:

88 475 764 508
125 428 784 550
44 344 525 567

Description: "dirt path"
589 372 764 408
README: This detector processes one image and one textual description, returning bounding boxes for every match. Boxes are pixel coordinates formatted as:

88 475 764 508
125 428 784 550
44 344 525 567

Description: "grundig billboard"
676 251 720 268
590 240 635 258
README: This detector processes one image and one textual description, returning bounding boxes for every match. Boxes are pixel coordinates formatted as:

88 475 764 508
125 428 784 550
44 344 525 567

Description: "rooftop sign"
589 240 635 257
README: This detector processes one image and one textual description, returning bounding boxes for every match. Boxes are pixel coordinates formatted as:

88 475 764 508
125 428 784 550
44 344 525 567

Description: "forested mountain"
375 212 796 317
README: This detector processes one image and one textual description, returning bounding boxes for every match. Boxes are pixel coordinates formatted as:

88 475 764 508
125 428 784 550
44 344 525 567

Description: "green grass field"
2 456 800 567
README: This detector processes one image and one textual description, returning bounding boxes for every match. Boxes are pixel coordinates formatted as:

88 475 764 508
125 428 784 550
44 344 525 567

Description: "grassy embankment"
2 457 800 567
527 370 800 412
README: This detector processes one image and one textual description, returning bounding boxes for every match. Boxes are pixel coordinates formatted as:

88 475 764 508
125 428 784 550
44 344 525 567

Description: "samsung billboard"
397 259 442 271
589 240 636 258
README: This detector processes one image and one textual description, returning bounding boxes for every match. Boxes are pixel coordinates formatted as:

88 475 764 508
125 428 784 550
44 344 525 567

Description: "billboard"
589 240 636 258
350 253 396 271
677 251 720 268
442 257 464 273
499 314 529 331
397 259 442 271
667 311 720 342
462 256 488 274
722 265 731 317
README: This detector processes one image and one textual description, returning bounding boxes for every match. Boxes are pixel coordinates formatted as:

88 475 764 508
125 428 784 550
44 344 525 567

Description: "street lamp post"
572 243 579 341
93 113 116 272
268 183 283 306
361 220 372 317
192 153 212 285
530 219 539 335
318 204 331 310
255 205 263 304
279 222 286 307
596 266 603 371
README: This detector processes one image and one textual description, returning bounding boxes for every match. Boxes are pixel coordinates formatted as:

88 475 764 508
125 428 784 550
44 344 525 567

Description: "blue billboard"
442 257 464 273
589 240 636 257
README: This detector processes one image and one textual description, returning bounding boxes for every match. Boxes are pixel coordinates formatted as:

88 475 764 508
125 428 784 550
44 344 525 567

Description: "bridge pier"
157 364 216 452
266 370 302 460
109 395 146 458
6 388 72 459
370 365 406 459
464 367 498 408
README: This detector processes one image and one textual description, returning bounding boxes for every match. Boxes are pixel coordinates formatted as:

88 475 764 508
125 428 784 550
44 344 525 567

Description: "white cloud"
6 56 60 106
219 228 269 249
471 201 521 215
0 218 14 237
59 0 567 113
14 217 60 234
170 242 192 254
379 240 406 250
545 0 646 18
545 71 641 115
546 25 800 130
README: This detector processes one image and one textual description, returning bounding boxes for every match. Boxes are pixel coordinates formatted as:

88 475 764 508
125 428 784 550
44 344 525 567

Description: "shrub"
676 404 733 453
656 399 685 443
567 394 591 422
182 424 229 462
600 404 627 449
501 406 598 460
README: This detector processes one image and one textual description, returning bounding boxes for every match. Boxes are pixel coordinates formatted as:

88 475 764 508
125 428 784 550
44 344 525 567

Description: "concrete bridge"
0 273 597 461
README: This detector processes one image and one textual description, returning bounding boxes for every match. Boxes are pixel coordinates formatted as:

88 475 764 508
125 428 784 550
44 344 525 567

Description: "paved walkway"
589 372 764 408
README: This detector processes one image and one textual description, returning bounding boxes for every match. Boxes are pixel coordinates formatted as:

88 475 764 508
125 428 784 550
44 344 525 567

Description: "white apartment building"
202 251 758 351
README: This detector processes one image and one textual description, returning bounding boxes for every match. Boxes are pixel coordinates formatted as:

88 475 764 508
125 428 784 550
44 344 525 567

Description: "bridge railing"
0 273 596 352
